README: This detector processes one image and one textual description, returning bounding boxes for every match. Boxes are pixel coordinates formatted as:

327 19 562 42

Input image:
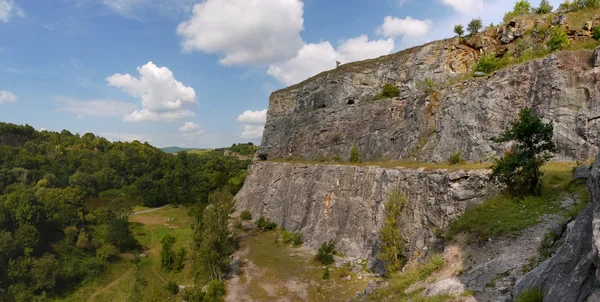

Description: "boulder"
585 21 594 31
474 72 487 78
424 278 465 297
552 14 567 25
574 165 591 180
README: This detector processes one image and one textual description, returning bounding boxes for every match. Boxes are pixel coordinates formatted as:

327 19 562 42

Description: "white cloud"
439 0 484 15
237 109 267 139
0 0 25 23
55 96 137 118
0 90 16 104
179 121 206 137
377 16 432 38
268 36 394 86
106 61 198 122
176 0 304 66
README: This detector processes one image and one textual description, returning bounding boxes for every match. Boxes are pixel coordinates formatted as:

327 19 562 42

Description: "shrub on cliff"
255 215 277 230
240 210 252 221
491 108 556 196
315 240 336 265
536 0 553 14
467 18 483 35
448 151 466 165
547 27 569 50
349 146 360 163
453 24 465 37
377 191 407 274
474 53 501 74
372 83 400 101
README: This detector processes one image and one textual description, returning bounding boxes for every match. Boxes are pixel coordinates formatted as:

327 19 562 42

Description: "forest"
0 122 253 301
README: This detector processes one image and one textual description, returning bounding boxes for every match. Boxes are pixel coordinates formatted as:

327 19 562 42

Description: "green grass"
515 288 543 302
447 162 589 240
367 255 444 301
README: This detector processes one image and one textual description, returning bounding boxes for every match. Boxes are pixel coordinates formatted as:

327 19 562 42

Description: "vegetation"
368 255 444 301
515 288 544 302
225 142 258 157
255 215 277 230
453 24 465 37
537 0 554 14
280 229 303 247
547 27 569 50
474 53 502 74
322 266 330 280
448 151 466 165
593 26 600 40
315 240 337 265
448 162 588 240
417 78 437 94
240 210 252 221
372 83 400 101
467 18 483 35
491 108 556 196
377 191 407 273
505 0 532 22
350 146 360 163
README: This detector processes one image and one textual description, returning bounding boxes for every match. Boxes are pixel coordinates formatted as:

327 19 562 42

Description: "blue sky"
0 0 563 148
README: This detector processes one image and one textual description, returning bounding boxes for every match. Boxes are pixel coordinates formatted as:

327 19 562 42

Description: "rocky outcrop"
259 47 600 163
513 153 600 301
235 161 498 268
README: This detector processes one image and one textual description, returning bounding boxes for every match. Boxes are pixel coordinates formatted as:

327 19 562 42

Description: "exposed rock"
513 151 600 301
594 47 600 67
473 71 487 77
501 24 519 44
552 14 567 25
585 21 594 31
424 278 465 296
235 161 498 268
260 49 600 163
574 165 592 180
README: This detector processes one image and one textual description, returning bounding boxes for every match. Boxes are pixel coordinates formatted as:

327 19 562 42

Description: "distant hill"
160 146 202 153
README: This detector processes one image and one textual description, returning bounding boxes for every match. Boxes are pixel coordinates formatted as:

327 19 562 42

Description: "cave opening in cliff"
347 99 355 105
257 154 268 161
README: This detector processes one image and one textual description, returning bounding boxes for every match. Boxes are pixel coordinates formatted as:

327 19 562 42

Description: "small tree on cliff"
491 108 556 196
454 24 465 37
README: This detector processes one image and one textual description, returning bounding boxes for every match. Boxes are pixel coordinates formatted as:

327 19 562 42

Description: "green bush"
593 27 600 41
515 288 543 302
377 191 407 273
349 146 360 163
491 108 556 196
315 240 336 265
474 53 501 74
417 78 437 94
240 210 252 221
448 151 466 165
204 280 226 301
547 27 569 51
166 281 179 295
331 133 342 144
322 266 330 280
255 215 277 230
281 229 304 246
454 24 465 37
372 83 400 101
537 0 553 13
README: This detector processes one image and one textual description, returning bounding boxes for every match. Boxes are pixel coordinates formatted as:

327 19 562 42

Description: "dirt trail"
131 204 170 215
87 268 134 302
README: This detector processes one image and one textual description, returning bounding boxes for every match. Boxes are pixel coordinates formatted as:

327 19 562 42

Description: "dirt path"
87 268 134 302
131 204 170 215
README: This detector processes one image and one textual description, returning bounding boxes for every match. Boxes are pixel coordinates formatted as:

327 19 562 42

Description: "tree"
491 108 556 196
161 235 176 271
537 0 554 13
513 0 532 15
467 18 483 35
454 24 465 37
377 191 407 274
547 27 569 51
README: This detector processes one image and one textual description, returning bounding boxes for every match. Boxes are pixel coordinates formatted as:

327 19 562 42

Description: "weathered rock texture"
513 153 600 301
259 47 600 163
235 161 498 266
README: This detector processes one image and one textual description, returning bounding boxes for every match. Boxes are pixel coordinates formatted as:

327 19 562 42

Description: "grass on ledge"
366 255 446 302
446 162 589 241
271 158 493 171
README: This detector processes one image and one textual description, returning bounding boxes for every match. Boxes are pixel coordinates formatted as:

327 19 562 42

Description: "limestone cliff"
235 162 497 267
259 47 600 163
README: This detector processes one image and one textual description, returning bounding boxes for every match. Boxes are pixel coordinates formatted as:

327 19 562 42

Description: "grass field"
56 206 194 302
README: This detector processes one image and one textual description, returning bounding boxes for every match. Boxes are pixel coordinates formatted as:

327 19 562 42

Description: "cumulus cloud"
438 0 484 15
179 121 206 137
0 90 16 104
0 0 25 23
237 109 267 139
106 61 197 122
55 96 137 118
176 0 304 66
268 36 394 86
377 16 432 38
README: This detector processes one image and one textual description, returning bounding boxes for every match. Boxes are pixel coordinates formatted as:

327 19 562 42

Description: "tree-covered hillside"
0 122 251 301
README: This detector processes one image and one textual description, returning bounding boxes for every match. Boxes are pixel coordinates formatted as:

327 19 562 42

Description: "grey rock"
235 161 498 267
473 71 487 77
424 278 465 296
552 14 567 25
501 23 519 44
594 47 600 67
259 43 600 163
574 165 591 180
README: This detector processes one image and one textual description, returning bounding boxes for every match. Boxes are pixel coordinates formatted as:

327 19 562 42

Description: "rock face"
235 161 498 267
259 47 600 163
513 153 600 301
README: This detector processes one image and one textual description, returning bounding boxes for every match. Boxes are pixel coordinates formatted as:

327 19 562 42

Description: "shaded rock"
474 71 487 77
424 278 465 296
594 46 600 67
235 161 498 268
552 14 567 25
574 165 591 180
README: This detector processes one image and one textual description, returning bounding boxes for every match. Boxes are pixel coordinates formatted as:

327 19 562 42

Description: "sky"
0 0 564 149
